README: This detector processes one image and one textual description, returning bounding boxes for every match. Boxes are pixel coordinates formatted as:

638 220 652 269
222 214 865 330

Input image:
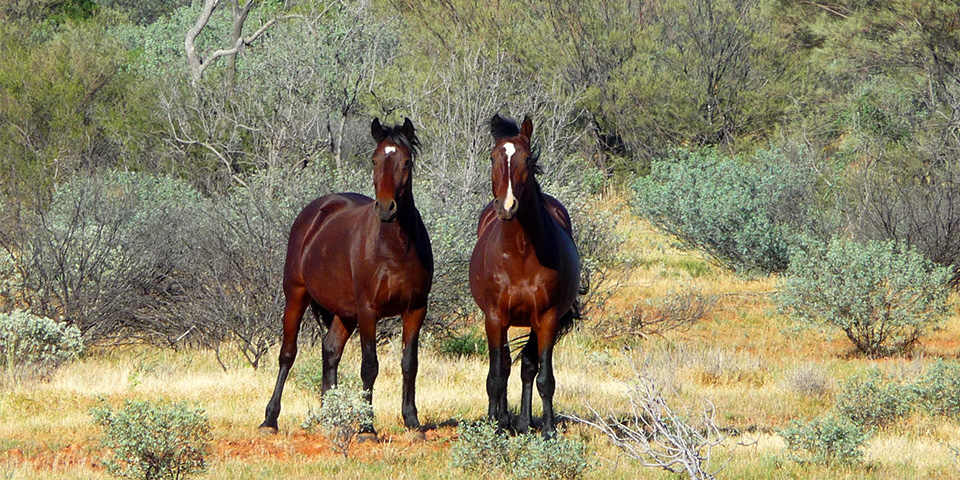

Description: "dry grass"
3 190 960 479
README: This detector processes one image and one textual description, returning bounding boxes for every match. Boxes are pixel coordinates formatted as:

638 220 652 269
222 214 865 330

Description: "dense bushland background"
3 0 958 356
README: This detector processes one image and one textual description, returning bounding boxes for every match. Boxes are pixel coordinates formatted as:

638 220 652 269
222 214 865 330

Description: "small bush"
779 413 869 465
292 356 325 397
835 369 915 429
451 420 510 477
0 310 83 384
451 420 590 480
302 377 375 458
632 148 819 273
438 330 488 357
92 399 211 480
914 360 960 418
601 289 716 340
695 348 766 387
778 237 952 356
506 434 591 480
783 363 834 398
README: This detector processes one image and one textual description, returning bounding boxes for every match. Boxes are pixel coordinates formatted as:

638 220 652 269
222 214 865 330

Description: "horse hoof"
258 425 279 435
357 432 379 444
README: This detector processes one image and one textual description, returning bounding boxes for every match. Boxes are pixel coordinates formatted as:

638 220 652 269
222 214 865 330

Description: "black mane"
384 125 421 159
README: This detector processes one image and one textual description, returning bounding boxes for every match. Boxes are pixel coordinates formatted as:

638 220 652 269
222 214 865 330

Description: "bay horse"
259 118 433 440
469 114 581 437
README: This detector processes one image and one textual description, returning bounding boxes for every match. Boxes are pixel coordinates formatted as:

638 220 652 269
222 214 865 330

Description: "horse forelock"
377 124 420 160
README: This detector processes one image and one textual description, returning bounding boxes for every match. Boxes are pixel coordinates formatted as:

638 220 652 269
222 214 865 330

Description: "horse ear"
371 117 387 144
401 117 415 142
520 115 533 139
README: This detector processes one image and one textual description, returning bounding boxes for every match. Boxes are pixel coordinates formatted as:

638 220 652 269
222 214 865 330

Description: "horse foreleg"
518 331 539 434
259 287 309 433
485 318 511 430
400 306 427 431
357 312 379 439
536 316 561 438
321 315 355 396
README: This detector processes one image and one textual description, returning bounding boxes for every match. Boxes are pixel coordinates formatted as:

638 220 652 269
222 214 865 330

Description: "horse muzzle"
375 199 398 222
493 197 518 221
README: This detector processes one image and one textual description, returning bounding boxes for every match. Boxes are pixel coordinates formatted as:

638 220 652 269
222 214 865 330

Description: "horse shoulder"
476 201 497 238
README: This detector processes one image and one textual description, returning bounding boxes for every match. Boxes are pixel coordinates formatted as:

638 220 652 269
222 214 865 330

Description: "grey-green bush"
451 420 590 480
779 413 869 465
914 360 960 418
0 310 83 383
4 170 208 345
92 399 211 480
632 148 820 274
778 237 952 356
302 377 375 458
835 369 915 429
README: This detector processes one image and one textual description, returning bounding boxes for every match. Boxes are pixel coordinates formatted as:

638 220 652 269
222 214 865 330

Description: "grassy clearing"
3 192 960 479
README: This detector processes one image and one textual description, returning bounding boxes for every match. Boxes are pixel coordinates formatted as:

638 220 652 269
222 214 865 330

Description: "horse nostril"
387 200 397 214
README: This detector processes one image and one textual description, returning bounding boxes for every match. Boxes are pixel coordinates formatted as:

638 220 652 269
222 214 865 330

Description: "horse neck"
512 181 552 248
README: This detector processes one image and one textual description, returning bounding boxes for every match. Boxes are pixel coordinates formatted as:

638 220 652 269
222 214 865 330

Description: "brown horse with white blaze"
469 114 581 437
259 118 433 439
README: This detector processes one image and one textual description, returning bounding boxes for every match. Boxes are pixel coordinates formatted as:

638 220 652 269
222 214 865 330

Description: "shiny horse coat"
469 114 580 437
259 118 433 438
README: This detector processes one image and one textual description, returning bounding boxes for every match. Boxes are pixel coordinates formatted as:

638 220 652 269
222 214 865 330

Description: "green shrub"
439 330 488 357
302 377 375 458
506 434 591 480
451 420 590 479
835 369 915 429
92 399 211 480
632 148 819 274
451 420 510 477
914 360 960 418
779 413 869 465
778 237 952 356
292 356 325 397
0 310 83 384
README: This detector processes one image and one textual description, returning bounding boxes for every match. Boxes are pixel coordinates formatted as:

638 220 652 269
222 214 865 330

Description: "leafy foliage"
0 310 83 384
92 399 212 480
914 360 960 419
633 148 820 273
1 171 208 345
778 237 952 356
451 420 590 480
835 369 916 430
779 414 869 465
302 377 375 458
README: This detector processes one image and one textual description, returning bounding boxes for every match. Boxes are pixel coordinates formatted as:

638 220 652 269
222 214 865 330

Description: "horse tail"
557 265 590 338
310 299 332 331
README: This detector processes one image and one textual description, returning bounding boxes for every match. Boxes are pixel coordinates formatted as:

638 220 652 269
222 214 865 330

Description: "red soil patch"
216 426 458 462
2 426 458 473
3 443 101 472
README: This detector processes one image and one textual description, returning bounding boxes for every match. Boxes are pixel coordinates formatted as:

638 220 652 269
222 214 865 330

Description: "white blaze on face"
502 142 517 211
383 145 397 155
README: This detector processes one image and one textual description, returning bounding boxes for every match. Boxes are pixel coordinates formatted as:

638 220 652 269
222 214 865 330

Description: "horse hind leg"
259 285 310 434
321 314 356 396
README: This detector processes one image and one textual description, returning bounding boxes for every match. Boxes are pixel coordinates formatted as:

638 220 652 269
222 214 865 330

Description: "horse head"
489 114 540 221
371 117 419 222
